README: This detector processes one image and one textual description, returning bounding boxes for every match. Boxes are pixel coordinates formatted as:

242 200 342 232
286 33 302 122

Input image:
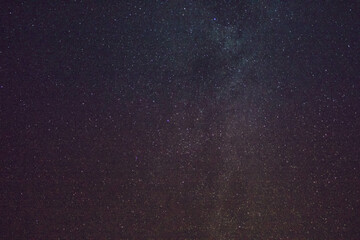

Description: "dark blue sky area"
1 1 360 239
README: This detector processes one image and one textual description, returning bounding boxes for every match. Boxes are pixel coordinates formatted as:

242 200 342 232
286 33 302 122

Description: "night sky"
1 1 360 239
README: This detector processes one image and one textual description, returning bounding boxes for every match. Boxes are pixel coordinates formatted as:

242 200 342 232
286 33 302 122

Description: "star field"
1 1 360 239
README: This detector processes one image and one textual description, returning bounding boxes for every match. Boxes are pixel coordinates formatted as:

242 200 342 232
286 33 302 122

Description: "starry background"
1 0 360 239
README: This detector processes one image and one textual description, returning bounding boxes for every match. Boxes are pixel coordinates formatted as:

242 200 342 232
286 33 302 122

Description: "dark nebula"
1 1 360 239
